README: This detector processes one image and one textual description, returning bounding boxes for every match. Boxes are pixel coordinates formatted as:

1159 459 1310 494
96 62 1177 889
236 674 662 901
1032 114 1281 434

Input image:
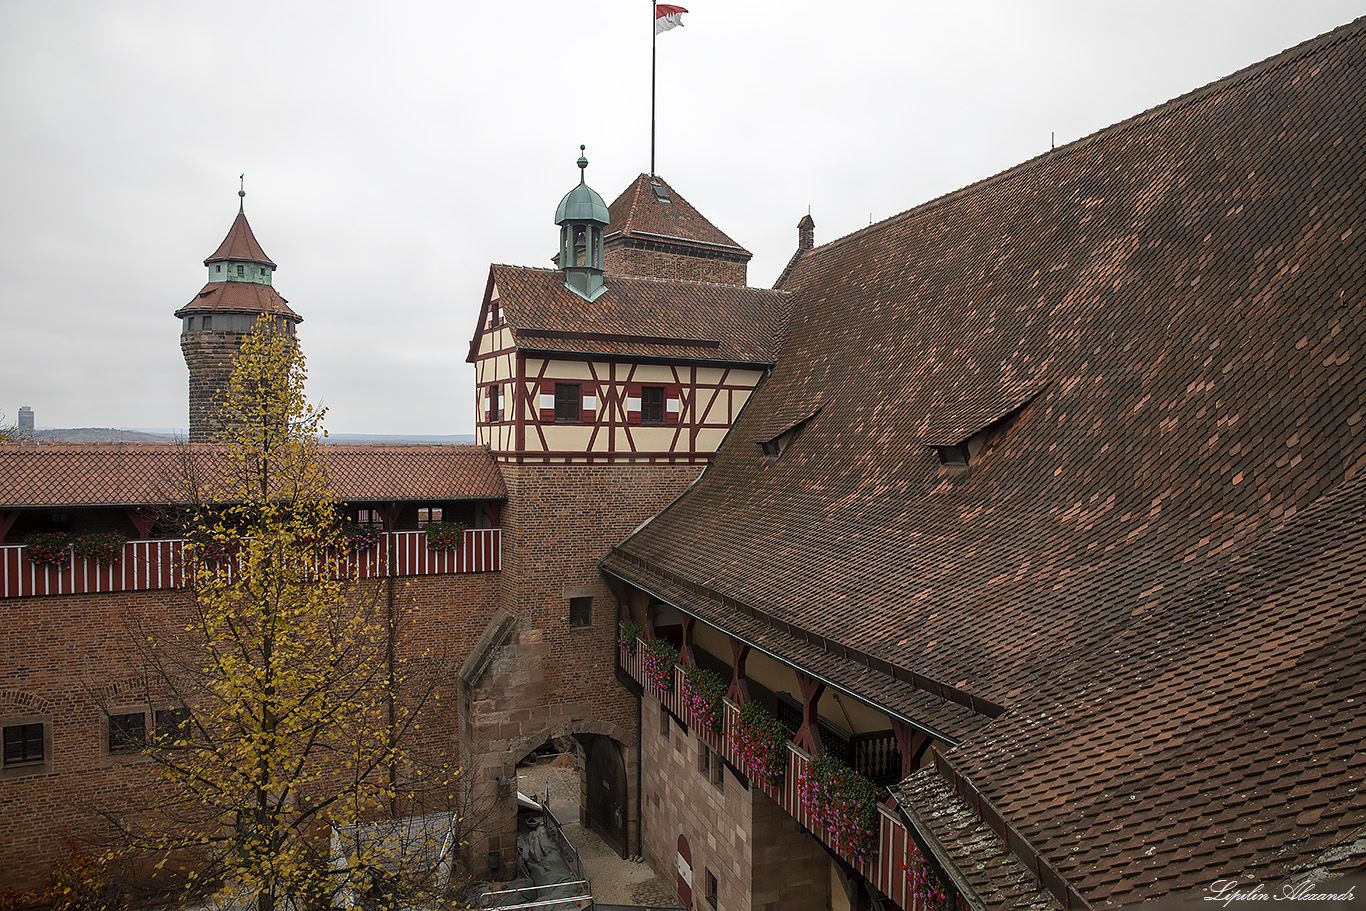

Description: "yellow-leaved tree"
110 316 465 911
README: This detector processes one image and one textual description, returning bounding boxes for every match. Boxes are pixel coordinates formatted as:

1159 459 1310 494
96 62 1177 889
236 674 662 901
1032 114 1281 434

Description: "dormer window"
925 380 1047 469
932 444 970 467
216 264 222 273
753 404 823 460
236 264 244 276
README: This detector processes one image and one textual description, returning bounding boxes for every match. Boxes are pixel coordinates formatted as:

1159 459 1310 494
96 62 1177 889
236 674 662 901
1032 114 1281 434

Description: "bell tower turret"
554 146 610 302
175 184 302 442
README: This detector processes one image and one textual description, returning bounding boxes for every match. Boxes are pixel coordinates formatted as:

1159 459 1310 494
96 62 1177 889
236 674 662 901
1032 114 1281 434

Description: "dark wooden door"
586 735 627 856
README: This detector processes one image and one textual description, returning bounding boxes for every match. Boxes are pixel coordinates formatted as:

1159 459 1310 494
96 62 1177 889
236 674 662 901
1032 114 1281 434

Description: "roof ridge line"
804 15 1366 261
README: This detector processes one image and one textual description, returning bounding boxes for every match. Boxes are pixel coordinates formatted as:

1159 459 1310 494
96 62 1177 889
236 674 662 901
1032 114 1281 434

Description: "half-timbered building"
4 16 1366 910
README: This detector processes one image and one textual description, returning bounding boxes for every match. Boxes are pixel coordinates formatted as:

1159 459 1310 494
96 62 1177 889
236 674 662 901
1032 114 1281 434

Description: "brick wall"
640 701 831 911
605 241 748 287
0 572 499 892
450 461 699 877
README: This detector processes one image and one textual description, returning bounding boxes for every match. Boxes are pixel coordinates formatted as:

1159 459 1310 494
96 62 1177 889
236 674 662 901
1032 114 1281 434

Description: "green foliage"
735 701 788 789
23 532 69 567
421 521 465 551
339 520 382 551
681 664 726 732
640 637 678 691
71 533 128 566
617 619 643 653
800 754 879 864
115 316 461 911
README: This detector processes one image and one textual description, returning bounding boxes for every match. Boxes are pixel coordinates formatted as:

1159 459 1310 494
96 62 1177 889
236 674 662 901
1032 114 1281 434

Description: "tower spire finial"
578 145 588 184
238 174 246 213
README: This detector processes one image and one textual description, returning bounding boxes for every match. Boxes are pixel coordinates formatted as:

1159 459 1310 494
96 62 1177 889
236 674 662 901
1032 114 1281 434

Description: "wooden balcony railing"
620 637 938 911
0 529 501 600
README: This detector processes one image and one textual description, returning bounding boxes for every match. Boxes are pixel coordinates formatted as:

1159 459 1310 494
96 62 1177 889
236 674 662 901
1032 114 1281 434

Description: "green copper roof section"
554 146 610 225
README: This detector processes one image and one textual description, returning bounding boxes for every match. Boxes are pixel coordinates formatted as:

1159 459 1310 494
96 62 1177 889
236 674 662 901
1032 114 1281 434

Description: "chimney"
797 214 815 251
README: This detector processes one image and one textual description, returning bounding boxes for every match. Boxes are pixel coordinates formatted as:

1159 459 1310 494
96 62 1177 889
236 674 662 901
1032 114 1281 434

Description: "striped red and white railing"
0 528 501 599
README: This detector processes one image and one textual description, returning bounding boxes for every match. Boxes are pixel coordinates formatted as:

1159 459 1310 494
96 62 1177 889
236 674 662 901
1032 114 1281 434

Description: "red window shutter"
581 383 598 423
665 385 682 425
625 383 642 424
539 381 557 422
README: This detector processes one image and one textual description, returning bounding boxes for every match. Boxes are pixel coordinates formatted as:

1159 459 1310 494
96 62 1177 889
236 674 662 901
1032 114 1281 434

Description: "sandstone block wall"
640 700 831 911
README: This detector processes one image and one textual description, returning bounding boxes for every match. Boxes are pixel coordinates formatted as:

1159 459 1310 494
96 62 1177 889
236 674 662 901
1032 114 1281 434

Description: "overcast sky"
2 1 1360 436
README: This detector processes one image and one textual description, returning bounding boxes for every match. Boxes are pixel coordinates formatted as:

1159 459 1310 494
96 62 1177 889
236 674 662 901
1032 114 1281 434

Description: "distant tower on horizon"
175 186 302 442
17 406 33 433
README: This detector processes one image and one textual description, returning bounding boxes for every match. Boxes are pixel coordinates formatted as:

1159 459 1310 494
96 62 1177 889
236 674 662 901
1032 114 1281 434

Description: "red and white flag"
655 4 687 34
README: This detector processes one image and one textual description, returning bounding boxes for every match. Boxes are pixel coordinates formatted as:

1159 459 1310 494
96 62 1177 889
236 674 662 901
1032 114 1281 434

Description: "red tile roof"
205 210 277 267
0 443 506 507
607 17 1366 907
174 280 302 321
482 265 788 364
606 174 750 256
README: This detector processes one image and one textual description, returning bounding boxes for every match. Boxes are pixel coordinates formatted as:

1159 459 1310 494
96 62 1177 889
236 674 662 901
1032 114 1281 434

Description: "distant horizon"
23 426 476 444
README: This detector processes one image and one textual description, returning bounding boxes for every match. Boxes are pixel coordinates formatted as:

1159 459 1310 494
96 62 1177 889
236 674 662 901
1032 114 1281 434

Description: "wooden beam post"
123 507 156 540
892 720 931 780
794 671 826 756
679 615 696 667
0 510 18 544
727 639 751 705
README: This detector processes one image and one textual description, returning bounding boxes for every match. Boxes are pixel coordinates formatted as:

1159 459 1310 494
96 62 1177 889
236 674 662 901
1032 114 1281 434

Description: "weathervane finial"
238 174 246 212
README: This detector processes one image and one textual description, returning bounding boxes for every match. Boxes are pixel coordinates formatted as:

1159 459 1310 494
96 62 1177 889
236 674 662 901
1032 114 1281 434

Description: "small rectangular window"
236 264 245 276
569 596 592 628
417 507 443 524
202 316 213 330
109 712 145 752
641 386 665 424
698 743 710 779
705 869 718 908
712 754 724 791
3 723 45 765
487 384 501 423
555 384 580 423
154 708 190 745
661 705 670 740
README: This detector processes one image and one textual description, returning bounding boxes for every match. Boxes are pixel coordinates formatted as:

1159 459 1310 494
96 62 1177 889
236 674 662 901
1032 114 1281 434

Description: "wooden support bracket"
892 719 932 779
794 671 826 756
727 639 751 705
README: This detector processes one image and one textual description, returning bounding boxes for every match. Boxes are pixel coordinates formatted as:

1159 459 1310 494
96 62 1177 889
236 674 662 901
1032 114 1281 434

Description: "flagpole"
651 0 657 176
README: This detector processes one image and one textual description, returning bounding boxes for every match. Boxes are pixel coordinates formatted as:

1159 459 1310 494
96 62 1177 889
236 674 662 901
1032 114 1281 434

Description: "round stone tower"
175 188 302 442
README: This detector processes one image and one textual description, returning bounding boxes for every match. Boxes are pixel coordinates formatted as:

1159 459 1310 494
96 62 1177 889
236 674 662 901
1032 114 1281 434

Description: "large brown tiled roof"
483 265 787 364
205 210 277 267
174 280 302 321
608 17 1366 907
605 174 750 256
0 443 506 507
